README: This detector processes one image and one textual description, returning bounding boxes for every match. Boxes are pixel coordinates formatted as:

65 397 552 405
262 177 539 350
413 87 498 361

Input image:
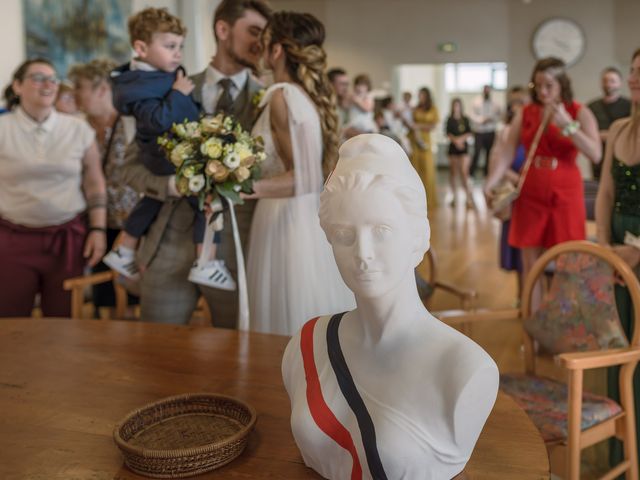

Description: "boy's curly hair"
128 7 187 46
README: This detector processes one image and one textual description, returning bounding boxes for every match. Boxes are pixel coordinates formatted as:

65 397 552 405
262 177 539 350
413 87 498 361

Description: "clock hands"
552 37 569 51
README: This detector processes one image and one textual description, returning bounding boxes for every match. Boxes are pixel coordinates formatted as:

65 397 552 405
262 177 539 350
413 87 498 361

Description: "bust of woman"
281 134 499 480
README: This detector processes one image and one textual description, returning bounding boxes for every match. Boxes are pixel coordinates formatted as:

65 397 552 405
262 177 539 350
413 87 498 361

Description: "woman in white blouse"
0 58 106 317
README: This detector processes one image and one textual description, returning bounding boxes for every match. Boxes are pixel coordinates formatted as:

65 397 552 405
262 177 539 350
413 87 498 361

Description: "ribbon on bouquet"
624 231 640 250
199 197 250 331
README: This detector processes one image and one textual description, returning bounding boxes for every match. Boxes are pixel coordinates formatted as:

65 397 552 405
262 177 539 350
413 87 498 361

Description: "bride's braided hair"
267 12 339 177
631 49 640 149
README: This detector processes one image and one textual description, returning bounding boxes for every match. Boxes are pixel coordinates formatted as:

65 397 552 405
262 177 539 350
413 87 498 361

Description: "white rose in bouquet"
201 137 224 159
188 174 205 193
223 151 241 169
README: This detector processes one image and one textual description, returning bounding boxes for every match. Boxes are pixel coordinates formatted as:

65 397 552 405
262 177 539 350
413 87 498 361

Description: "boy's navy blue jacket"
111 63 200 175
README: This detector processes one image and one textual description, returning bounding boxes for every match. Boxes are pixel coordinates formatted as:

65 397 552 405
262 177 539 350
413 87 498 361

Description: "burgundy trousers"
0 215 87 317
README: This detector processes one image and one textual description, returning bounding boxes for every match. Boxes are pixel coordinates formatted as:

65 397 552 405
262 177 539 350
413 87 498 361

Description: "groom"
121 0 271 327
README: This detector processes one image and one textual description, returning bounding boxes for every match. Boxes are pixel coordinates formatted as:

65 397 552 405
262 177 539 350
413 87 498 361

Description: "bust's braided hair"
267 12 339 177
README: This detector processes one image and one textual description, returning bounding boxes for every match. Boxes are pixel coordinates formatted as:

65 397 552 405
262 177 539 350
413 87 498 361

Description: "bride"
244 11 355 335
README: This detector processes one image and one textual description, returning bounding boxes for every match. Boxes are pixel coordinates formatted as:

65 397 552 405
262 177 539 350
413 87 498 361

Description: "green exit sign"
438 42 457 53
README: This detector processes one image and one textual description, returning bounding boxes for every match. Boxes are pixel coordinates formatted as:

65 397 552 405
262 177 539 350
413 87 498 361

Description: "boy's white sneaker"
188 259 236 291
103 247 140 281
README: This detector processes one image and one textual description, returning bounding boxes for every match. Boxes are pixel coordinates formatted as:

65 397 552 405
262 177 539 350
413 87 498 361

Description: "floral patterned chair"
438 240 640 479
500 241 640 480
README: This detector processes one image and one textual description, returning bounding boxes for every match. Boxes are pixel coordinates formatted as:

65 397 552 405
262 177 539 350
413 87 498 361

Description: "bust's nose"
354 231 374 270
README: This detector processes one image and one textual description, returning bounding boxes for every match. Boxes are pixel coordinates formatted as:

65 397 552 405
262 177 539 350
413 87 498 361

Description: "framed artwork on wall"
23 0 132 78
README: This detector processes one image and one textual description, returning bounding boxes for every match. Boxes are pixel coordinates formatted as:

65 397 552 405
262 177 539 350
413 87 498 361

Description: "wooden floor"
424 176 610 478
422 180 523 372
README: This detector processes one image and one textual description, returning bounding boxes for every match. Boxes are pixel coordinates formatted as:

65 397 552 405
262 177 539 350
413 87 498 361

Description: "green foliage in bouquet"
157 113 265 209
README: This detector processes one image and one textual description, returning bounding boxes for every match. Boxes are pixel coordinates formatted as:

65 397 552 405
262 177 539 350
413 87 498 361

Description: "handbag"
491 108 551 220
491 179 518 221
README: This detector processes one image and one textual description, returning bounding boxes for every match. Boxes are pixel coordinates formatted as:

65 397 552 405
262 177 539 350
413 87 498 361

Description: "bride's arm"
245 89 295 199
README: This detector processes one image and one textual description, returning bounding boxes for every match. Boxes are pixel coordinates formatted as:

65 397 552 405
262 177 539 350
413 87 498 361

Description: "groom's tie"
216 78 234 115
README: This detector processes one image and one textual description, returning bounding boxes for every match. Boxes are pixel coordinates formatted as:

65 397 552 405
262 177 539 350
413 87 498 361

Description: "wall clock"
531 18 585 66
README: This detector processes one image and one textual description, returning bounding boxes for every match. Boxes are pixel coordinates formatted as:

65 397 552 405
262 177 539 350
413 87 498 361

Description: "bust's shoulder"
432 316 495 363
420 317 498 394
282 316 331 385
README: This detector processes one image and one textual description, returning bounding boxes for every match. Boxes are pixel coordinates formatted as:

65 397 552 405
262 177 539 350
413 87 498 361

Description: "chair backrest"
64 271 128 319
520 241 640 374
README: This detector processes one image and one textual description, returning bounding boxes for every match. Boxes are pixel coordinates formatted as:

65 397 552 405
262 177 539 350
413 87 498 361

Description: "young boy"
103 7 235 291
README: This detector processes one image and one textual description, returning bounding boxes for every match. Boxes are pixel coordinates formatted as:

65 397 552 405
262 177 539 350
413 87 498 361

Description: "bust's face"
324 186 417 299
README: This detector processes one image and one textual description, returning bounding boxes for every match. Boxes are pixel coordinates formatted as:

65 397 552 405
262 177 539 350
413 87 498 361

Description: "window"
444 62 507 92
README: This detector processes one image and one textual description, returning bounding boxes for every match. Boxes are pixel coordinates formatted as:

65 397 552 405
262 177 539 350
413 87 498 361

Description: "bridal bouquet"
157 113 265 209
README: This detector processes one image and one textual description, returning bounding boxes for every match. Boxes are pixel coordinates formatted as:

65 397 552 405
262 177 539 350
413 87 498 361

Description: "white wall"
0 0 25 96
613 0 640 74
272 0 510 88
505 0 617 104
268 0 635 105
2 0 638 106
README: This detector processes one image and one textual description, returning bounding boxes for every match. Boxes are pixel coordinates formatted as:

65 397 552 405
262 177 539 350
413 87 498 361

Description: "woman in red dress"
485 58 601 307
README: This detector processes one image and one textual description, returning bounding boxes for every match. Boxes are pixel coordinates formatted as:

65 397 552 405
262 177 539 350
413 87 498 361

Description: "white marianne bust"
281 134 499 480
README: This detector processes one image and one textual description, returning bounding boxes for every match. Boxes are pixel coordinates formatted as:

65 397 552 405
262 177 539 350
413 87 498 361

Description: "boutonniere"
252 89 266 107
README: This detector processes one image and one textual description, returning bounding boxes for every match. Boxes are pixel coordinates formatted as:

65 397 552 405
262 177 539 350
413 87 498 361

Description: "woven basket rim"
113 392 257 459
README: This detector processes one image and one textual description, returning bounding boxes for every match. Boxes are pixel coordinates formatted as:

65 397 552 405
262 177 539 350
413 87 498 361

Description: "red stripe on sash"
301 317 363 480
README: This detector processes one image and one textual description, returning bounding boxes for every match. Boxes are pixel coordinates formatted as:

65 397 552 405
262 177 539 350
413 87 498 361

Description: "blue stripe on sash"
326 312 388 480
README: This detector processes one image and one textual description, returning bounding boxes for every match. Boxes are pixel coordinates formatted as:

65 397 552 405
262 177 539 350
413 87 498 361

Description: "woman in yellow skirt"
409 87 439 208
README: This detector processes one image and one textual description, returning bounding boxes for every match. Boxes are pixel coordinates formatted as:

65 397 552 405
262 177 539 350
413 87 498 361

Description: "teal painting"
24 0 131 77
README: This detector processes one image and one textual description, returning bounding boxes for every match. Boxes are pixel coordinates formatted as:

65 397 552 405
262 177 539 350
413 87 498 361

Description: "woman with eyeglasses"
484 57 601 308
0 58 107 317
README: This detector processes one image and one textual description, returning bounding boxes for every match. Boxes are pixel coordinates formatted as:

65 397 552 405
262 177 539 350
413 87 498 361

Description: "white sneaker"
103 247 140 281
188 259 236 291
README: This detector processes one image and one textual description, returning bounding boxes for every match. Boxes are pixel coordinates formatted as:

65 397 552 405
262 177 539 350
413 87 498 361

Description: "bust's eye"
373 225 392 239
332 227 355 246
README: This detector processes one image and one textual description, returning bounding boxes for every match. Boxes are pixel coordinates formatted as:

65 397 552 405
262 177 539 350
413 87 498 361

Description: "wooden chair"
63 272 212 324
417 248 478 310
63 271 129 319
442 241 640 480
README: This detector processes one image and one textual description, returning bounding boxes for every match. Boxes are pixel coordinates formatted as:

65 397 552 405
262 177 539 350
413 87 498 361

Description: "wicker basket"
113 393 257 478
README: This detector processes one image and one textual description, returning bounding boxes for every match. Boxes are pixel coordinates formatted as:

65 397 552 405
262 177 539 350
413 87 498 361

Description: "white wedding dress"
247 83 355 336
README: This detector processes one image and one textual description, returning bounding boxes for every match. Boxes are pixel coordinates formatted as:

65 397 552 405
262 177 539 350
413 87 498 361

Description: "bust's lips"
356 271 381 280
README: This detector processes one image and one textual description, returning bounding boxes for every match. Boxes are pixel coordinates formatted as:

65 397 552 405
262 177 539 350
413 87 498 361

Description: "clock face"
532 18 585 66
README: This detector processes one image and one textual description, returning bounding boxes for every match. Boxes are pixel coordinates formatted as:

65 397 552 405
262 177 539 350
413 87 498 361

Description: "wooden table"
0 319 549 479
